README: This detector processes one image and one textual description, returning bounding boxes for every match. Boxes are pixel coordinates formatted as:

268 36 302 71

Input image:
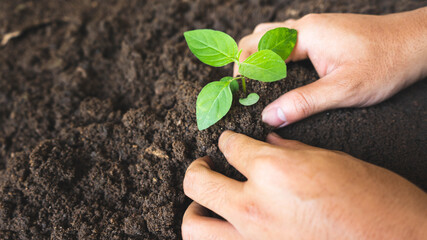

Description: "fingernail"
276 108 286 122
262 107 287 127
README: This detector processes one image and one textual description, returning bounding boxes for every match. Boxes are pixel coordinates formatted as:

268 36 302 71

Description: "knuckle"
200 181 228 211
183 164 202 195
251 148 288 180
220 132 240 156
239 199 265 224
256 146 279 163
283 18 296 25
253 23 268 33
255 157 276 174
238 35 251 47
184 163 227 208
289 90 314 117
301 13 320 23
181 217 197 240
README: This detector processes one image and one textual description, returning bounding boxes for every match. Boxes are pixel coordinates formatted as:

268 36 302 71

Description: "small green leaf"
196 81 233 130
238 50 287 82
239 93 260 106
184 29 238 67
220 76 239 93
258 27 297 61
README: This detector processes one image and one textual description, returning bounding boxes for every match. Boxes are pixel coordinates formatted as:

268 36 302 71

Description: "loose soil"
0 0 426 239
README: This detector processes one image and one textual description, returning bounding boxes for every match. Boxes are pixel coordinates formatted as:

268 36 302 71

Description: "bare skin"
182 131 427 240
182 8 427 240
234 8 427 127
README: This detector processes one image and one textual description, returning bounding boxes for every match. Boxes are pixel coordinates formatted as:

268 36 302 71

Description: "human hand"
234 8 427 128
182 131 427 239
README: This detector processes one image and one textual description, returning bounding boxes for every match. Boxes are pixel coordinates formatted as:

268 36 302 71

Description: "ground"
0 0 426 239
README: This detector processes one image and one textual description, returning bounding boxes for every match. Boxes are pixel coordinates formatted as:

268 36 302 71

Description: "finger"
233 18 308 76
234 22 292 77
262 69 351 127
183 156 243 222
253 22 289 33
218 130 284 177
284 19 309 63
266 132 311 150
252 19 309 64
182 201 243 240
233 32 262 77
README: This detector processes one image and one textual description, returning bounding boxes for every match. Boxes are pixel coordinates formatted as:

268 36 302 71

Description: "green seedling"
184 27 297 130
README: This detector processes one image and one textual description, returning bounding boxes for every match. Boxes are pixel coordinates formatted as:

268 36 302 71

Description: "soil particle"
0 0 426 239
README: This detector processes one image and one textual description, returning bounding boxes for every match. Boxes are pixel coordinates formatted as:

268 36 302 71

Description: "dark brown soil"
0 0 426 239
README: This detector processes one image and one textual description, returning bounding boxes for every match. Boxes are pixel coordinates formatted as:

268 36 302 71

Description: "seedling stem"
241 77 247 95
184 27 297 130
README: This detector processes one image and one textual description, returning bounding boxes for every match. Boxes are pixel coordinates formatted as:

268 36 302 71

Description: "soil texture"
0 0 426 239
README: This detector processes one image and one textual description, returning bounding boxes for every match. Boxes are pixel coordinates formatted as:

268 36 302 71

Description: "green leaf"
196 81 233 130
220 76 239 93
236 49 243 60
184 29 238 67
238 50 287 82
239 93 260 106
258 27 297 61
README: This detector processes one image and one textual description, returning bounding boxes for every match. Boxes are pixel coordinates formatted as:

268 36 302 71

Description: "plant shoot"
184 27 297 130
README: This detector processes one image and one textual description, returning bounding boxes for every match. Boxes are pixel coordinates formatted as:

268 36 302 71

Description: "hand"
182 131 427 239
234 8 427 128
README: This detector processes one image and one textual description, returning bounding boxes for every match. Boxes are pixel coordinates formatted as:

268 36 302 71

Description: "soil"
0 0 426 239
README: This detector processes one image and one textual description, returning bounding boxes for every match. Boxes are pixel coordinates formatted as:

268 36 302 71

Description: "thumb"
261 70 350 127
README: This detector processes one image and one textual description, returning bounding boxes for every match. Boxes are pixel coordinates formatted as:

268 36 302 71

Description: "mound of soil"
0 0 425 239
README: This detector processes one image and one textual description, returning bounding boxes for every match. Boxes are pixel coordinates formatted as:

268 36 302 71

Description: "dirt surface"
0 0 426 239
